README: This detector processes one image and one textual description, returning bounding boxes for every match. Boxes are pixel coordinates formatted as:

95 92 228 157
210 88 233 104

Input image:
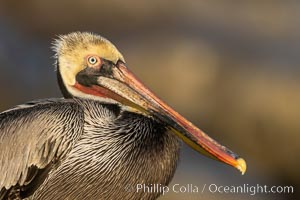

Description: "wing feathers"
0 99 84 191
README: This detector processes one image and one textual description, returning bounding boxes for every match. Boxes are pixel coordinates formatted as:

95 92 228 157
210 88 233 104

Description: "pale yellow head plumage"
53 32 125 86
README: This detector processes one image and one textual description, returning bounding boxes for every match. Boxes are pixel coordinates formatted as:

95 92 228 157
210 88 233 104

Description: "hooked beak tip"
236 158 247 175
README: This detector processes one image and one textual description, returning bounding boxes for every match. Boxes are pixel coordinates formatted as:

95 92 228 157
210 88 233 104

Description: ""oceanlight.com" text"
126 183 294 196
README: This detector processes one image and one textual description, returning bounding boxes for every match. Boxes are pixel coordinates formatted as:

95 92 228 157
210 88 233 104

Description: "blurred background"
0 0 299 199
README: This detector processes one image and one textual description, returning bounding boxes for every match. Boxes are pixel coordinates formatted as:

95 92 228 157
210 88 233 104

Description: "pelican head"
53 32 246 174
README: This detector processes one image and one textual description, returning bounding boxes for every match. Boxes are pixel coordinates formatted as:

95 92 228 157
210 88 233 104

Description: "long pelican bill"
74 61 247 175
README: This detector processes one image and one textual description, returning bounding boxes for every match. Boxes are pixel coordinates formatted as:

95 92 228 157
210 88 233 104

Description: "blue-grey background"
0 1 299 199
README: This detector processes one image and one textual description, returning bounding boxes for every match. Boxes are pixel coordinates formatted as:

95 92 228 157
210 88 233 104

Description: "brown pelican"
0 32 246 200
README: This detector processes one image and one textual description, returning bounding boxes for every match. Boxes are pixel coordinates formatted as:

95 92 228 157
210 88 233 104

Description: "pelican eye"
87 56 100 66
